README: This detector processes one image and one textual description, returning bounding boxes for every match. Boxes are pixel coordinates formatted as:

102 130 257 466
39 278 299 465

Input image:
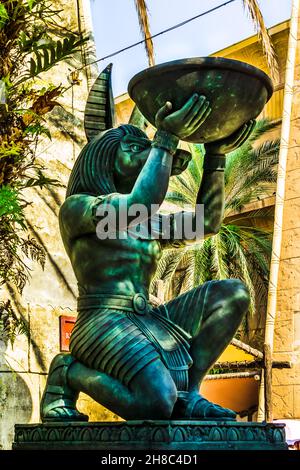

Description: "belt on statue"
77 292 149 315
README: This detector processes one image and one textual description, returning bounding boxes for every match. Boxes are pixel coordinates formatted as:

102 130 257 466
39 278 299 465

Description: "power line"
78 0 238 71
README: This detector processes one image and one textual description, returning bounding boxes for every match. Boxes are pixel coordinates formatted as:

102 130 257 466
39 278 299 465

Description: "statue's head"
66 124 151 197
66 64 191 198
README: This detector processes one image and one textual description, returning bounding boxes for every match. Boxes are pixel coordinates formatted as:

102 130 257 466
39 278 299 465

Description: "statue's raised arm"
60 93 211 242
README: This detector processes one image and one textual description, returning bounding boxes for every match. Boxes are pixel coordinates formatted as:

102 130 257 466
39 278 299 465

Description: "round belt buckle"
133 293 148 315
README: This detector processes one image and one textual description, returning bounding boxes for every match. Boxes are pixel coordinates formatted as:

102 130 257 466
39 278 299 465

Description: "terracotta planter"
201 376 259 414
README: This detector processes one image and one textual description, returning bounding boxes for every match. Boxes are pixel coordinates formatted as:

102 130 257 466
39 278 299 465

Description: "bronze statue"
40 60 272 422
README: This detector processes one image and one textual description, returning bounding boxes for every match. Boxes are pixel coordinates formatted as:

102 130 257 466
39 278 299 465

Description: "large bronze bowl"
128 57 273 143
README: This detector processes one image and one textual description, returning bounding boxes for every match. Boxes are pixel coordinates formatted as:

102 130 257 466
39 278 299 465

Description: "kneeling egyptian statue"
41 63 257 422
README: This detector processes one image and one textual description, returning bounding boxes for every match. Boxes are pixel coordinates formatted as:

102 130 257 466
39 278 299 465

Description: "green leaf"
0 186 24 222
24 123 51 139
26 0 38 11
27 35 87 78
42 48 50 69
56 40 63 59
36 52 43 74
0 4 9 29
0 142 22 159
0 299 29 347
49 44 56 64
63 36 74 52
23 170 62 189
30 57 36 76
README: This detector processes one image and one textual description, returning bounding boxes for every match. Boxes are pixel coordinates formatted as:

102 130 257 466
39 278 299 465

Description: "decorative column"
263 0 300 420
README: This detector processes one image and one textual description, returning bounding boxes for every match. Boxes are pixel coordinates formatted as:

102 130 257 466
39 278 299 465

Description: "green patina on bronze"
40 59 274 425
128 57 273 143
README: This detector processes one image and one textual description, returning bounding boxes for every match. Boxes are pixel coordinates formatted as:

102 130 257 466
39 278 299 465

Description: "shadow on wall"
0 339 33 450
6 282 47 372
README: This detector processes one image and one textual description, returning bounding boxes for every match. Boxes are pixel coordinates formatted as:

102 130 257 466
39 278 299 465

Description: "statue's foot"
172 392 236 421
41 353 88 423
41 400 88 423
41 400 89 422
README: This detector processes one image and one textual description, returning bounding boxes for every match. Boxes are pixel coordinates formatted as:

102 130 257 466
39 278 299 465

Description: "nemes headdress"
66 64 148 198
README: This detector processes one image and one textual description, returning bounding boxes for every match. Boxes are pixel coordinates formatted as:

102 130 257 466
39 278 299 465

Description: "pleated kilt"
69 283 212 391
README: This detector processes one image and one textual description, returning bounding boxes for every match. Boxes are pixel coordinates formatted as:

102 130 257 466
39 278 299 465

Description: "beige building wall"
271 8 300 419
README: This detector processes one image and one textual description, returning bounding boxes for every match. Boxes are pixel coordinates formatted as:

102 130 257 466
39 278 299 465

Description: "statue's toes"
208 403 236 419
172 393 237 420
193 396 236 420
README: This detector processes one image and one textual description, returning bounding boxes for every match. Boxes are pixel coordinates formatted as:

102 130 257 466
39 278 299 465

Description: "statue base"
13 420 287 450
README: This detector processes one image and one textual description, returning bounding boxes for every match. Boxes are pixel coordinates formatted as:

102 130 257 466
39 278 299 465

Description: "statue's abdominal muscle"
70 235 162 289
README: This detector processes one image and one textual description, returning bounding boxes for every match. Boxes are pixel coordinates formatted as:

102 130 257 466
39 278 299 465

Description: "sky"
90 0 293 97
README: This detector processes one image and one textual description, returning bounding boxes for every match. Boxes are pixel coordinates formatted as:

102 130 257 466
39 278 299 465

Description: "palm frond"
225 138 279 212
246 118 279 144
133 0 154 66
0 300 28 347
171 269 186 297
150 248 186 294
166 191 190 207
223 223 272 282
211 233 229 280
188 144 204 173
222 226 256 315
29 35 86 78
223 120 278 200
180 250 196 291
193 239 213 285
167 149 203 207
242 0 279 80
227 206 274 224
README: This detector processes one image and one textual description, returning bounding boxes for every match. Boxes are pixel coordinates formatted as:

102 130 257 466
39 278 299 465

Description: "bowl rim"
128 56 274 102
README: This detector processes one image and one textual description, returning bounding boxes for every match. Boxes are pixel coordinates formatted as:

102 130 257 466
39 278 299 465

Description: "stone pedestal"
13 420 287 450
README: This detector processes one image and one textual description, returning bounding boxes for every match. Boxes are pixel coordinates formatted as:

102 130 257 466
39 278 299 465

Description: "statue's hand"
155 94 211 140
205 120 256 155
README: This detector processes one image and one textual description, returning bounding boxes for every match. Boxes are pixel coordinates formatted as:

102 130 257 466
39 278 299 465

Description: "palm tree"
133 0 278 78
150 120 280 333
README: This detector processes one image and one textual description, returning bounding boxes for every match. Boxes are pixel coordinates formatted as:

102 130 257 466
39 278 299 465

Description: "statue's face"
113 132 192 192
114 134 151 191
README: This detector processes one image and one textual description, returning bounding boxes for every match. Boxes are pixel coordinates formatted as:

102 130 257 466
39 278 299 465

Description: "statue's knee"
209 279 249 316
226 279 250 314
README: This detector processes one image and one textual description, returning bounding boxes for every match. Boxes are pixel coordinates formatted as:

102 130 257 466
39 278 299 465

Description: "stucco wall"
271 10 300 419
